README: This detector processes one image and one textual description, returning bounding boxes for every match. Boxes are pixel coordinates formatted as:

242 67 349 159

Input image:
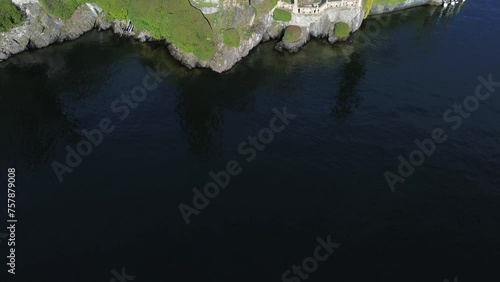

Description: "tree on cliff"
0 0 22 32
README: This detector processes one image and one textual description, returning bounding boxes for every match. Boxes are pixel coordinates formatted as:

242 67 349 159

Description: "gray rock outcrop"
0 1 104 61
275 26 310 53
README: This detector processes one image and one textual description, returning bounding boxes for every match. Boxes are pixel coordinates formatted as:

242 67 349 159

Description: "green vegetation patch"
253 0 278 18
0 0 23 32
39 0 216 61
38 0 80 20
363 0 374 18
223 28 240 47
334 22 350 38
373 0 407 6
283 25 302 43
273 8 291 22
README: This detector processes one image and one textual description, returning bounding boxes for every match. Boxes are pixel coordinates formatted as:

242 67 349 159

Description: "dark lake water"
1 1 499 281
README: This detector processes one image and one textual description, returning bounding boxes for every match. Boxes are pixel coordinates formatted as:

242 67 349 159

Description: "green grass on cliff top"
223 28 240 47
0 0 23 32
39 0 215 60
273 8 291 22
363 0 374 18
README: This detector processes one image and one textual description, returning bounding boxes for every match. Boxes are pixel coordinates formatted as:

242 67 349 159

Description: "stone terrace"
277 0 362 15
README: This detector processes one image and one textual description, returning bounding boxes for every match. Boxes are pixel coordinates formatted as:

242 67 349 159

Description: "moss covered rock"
334 22 350 38
283 25 302 43
276 25 308 53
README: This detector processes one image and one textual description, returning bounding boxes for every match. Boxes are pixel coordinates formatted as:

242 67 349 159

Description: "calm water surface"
1 1 499 281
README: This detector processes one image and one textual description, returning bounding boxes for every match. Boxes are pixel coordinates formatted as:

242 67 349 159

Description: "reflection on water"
331 52 365 119
438 1 467 22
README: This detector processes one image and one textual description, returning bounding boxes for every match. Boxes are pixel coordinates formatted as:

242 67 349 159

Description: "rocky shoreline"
0 0 152 62
0 0 443 72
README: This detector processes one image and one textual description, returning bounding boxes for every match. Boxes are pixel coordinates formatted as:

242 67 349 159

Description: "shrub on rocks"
333 22 350 38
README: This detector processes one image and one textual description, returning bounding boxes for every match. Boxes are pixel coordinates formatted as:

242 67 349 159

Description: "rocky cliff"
272 6 364 53
173 0 275 73
184 0 365 72
0 0 443 72
1 1 99 61
0 0 152 62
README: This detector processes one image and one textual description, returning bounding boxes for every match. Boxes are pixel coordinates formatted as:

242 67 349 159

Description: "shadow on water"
0 61 79 172
135 43 280 161
325 4 465 121
0 31 156 171
331 52 366 120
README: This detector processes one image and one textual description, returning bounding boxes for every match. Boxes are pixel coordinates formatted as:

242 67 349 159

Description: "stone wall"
370 0 442 15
